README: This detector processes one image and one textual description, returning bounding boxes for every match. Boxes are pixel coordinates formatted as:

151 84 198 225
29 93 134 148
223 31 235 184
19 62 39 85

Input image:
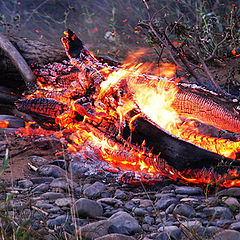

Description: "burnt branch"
0 33 36 90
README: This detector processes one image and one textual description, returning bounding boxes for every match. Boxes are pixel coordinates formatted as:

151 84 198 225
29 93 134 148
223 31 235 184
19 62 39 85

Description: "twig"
205 32 229 61
28 163 38 172
0 33 36 90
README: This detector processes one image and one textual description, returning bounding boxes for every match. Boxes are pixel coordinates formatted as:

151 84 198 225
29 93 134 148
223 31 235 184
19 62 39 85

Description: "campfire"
14 30 240 188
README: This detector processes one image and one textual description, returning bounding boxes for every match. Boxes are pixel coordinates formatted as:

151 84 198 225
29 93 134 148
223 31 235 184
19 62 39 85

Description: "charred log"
15 98 68 121
125 111 240 171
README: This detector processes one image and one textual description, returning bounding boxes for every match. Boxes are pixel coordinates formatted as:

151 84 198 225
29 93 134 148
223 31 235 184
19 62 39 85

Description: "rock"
173 204 196 217
97 198 123 207
50 177 78 190
144 216 154 225
37 165 66 178
69 160 89 175
29 156 48 167
96 233 136 240
158 226 182 239
55 198 73 207
155 196 179 210
165 203 176 215
30 177 54 184
214 219 234 227
83 181 106 199
124 201 136 211
217 188 240 197
31 183 50 193
203 206 233 219
229 222 240 231
155 232 169 240
36 201 54 209
222 197 240 208
47 215 71 229
214 229 240 240
181 220 202 230
72 198 103 218
235 212 240 221
139 199 153 208
133 207 148 216
109 211 141 235
18 179 33 188
175 186 203 195
205 226 221 236
114 190 127 199
78 220 111 240
41 192 65 200
0 115 25 128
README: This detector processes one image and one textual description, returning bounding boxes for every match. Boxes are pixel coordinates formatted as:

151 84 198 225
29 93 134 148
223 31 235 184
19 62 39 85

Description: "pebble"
50 177 78 190
217 187 240 197
109 211 141 235
173 203 196 217
229 222 240 230
31 183 50 193
41 192 65 200
18 179 33 188
155 196 179 210
175 186 203 195
30 177 54 184
97 198 123 207
222 196 240 208
47 215 71 229
203 206 233 219
37 165 66 178
72 198 103 218
55 198 73 207
158 226 182 239
214 229 240 240
83 181 106 199
114 190 127 199
95 233 136 240
78 220 111 240
29 156 48 167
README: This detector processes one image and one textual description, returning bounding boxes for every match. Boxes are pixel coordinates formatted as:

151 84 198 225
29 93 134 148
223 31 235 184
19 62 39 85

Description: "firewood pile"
1 29 240 187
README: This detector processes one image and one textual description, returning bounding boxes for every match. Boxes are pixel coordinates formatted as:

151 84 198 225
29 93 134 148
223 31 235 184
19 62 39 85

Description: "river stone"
72 198 103 218
47 215 71 229
31 183 50 193
38 165 66 178
133 207 148 216
222 197 240 208
29 156 48 167
41 192 65 200
203 206 233 219
155 196 179 210
30 177 54 184
83 181 106 199
97 198 123 207
158 226 182 239
175 186 203 195
18 179 33 188
55 198 73 207
109 211 141 235
173 203 196 217
214 229 240 240
78 220 111 240
229 222 240 231
50 177 78 190
217 187 240 197
114 190 127 199
96 233 136 240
